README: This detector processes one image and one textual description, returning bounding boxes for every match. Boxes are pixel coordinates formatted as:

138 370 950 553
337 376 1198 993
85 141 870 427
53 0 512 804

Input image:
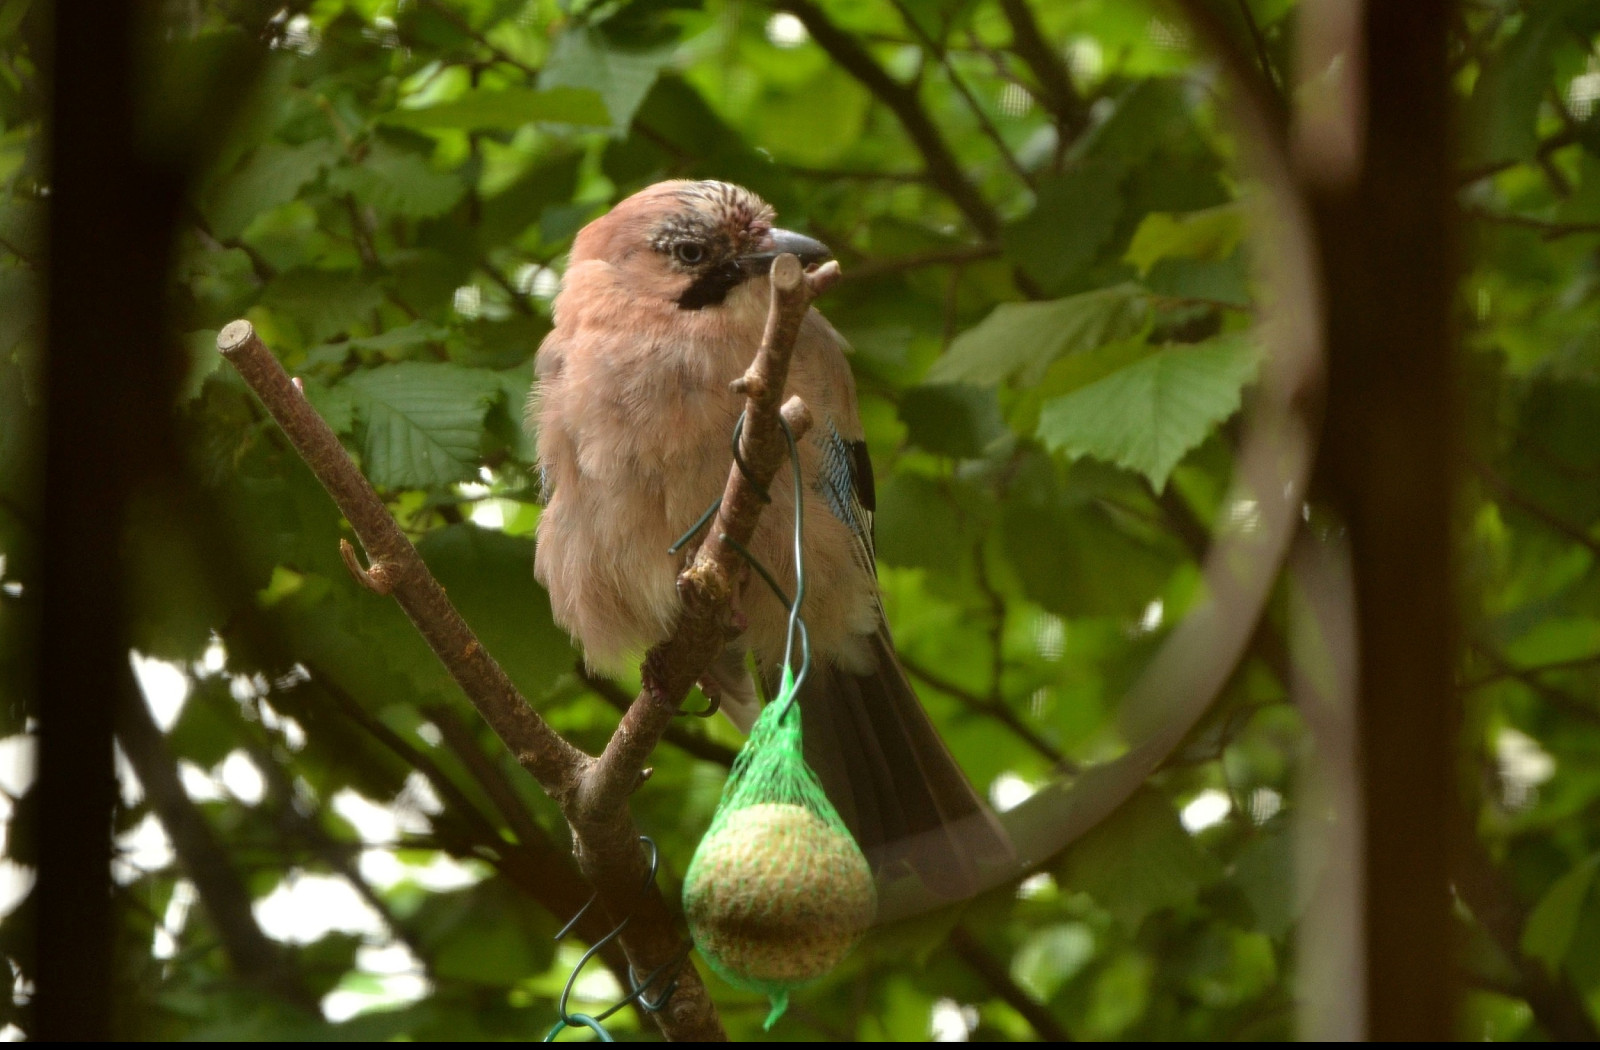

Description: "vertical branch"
1309 3 1458 1040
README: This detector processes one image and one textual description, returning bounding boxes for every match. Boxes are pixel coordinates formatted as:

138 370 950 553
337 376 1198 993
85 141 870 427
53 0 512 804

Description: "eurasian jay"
529 180 1009 894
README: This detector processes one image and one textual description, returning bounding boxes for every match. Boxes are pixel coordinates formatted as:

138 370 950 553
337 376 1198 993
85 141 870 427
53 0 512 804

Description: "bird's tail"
783 627 1014 900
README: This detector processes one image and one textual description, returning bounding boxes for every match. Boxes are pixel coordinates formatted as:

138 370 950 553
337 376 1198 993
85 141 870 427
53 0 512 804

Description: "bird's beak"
741 228 833 274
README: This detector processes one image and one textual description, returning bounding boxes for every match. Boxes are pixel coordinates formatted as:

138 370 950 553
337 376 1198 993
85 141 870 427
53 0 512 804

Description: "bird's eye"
673 242 705 265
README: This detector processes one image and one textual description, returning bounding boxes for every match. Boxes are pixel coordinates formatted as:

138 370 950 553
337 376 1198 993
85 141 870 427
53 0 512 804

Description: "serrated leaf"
204 139 342 240
928 284 1150 387
259 268 386 346
1522 853 1599 974
540 29 670 132
380 86 610 132
326 142 464 220
342 362 504 488
1037 332 1260 489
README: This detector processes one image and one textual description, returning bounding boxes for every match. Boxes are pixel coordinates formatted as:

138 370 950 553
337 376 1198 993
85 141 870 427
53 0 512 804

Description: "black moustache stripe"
675 262 746 310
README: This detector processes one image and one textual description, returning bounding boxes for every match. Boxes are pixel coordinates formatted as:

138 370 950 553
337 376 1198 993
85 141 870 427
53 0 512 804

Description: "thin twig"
997 0 1090 138
1459 652 1600 691
777 0 1002 238
1478 467 1600 558
887 0 1035 188
117 693 313 1006
899 654 1071 771
1234 0 1285 103
844 241 1004 282
304 666 630 973
1458 126 1581 185
1465 206 1600 240
949 925 1071 1041
428 703 561 856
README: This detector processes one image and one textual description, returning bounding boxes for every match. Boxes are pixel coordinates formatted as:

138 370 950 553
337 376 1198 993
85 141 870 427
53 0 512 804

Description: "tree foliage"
1 0 1600 1040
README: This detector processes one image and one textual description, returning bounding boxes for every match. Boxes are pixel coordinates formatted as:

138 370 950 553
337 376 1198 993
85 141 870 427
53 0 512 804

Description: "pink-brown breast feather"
532 262 878 675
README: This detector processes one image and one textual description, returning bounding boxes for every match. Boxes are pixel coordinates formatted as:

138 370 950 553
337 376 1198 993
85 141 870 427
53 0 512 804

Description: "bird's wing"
819 422 877 581
796 308 878 582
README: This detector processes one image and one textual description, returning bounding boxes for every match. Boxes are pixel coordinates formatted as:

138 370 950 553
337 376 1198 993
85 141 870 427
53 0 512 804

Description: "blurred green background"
2 0 1600 1040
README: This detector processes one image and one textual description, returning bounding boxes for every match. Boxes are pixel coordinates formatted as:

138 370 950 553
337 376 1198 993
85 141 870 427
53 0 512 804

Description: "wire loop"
544 836 685 1042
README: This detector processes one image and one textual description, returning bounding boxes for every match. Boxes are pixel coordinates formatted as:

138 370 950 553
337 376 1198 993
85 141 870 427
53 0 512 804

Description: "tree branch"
843 241 1003 282
578 667 737 769
997 0 1090 138
304 668 629 973
218 321 588 795
218 252 838 1041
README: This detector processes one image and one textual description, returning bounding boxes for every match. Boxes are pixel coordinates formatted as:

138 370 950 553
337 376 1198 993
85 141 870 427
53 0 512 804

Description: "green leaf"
1462 5 1580 167
928 284 1151 387
1522 853 1600 974
259 268 386 346
1230 824 1298 939
1036 332 1260 489
999 458 1176 617
1124 204 1244 275
380 86 610 132
1056 789 1218 931
754 66 872 166
1145 256 1250 308
204 139 342 240
898 383 1006 458
1010 923 1095 1002
480 151 584 240
341 362 505 489
416 524 576 699
874 473 976 577
411 879 557 986
1005 166 1123 292
326 141 465 220
540 28 672 132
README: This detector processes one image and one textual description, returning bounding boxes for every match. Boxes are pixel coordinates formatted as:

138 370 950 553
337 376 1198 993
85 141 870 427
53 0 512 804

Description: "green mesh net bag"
682 668 876 1030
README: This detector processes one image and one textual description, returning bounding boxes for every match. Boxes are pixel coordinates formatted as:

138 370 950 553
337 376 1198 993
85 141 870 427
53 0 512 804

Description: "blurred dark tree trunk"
1312 1 1459 1040
34 0 186 1037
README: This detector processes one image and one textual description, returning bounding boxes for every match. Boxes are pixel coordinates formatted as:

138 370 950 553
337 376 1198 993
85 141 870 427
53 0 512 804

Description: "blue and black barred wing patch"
820 422 877 579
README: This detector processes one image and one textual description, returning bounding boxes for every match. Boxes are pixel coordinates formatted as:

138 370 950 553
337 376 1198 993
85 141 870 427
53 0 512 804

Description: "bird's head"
569 180 832 310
